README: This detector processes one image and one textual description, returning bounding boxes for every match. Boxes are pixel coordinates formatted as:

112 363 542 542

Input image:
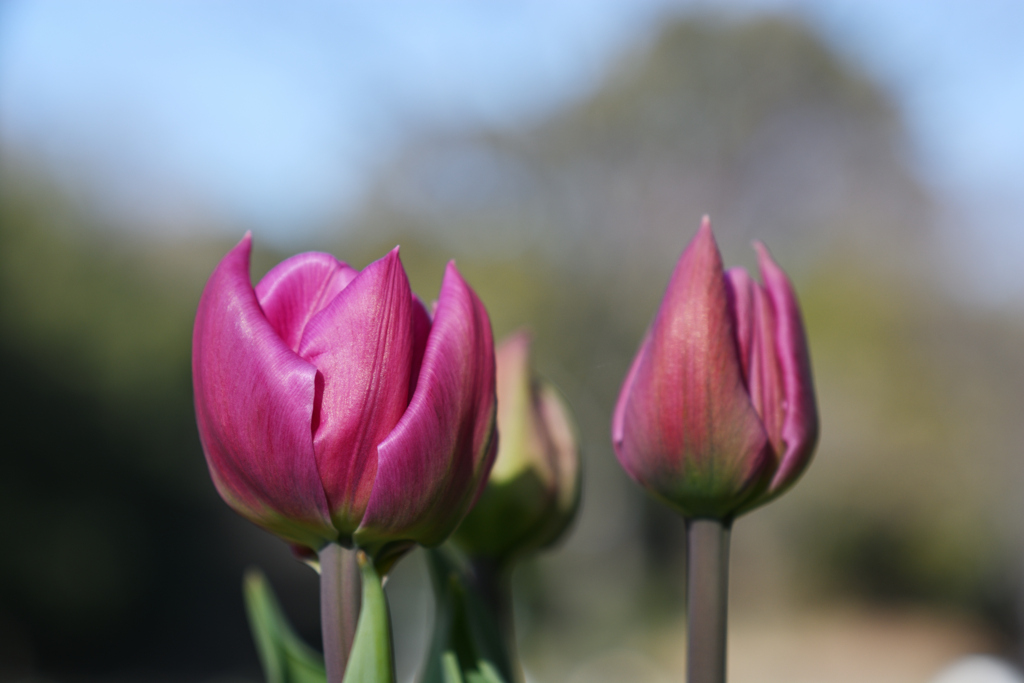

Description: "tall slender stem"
686 518 731 683
470 558 521 683
320 542 362 683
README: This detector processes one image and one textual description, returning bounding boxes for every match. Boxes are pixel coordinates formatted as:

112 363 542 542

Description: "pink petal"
755 242 819 494
409 295 432 401
496 330 533 405
612 329 650 449
356 262 498 552
615 218 770 517
494 331 540 477
192 234 335 548
255 252 358 353
723 267 757 382
534 378 582 548
297 247 417 536
491 330 561 497
748 279 787 460
725 267 786 459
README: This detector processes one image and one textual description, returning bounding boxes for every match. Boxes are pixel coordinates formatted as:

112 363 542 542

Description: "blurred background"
2 1 1023 681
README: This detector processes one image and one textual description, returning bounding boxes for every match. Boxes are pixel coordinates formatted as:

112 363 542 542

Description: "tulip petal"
725 267 786 460
723 268 756 382
615 218 770 517
192 234 335 548
452 332 556 562
534 379 582 549
490 331 546 484
256 252 358 353
298 247 416 536
750 279 787 459
755 242 819 494
356 262 497 552
409 295 432 401
612 329 650 447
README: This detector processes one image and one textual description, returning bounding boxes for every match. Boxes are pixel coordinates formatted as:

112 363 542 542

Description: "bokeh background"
2 1 1024 681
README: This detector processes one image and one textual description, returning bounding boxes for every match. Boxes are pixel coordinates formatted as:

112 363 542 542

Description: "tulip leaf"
421 547 513 683
243 569 327 683
466 661 506 683
342 552 395 683
441 651 465 683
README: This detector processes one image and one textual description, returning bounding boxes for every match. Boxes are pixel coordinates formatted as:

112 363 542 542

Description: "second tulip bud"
612 217 818 520
452 331 581 564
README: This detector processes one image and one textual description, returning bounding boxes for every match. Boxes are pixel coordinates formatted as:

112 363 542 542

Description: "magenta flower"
612 218 818 519
192 234 497 557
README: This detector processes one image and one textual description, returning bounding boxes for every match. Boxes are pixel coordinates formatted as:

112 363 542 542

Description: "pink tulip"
192 234 497 557
612 217 818 519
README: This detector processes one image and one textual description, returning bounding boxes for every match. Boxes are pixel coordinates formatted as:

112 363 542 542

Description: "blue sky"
1 0 1023 300
0 0 675 230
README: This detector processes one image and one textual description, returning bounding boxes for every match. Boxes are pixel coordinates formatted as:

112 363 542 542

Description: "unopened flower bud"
612 217 818 519
453 332 581 563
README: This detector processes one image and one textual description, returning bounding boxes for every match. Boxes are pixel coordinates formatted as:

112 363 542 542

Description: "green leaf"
243 569 327 683
474 662 507 683
341 552 395 683
442 651 465 683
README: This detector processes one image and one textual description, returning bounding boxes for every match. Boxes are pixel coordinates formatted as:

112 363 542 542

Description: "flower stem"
686 518 731 683
470 558 521 683
319 542 362 683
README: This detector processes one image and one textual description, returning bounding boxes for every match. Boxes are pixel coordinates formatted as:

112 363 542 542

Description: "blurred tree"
357 17 930 282
0 163 316 678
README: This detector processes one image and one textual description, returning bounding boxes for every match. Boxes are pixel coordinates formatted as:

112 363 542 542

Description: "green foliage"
0 165 275 668
243 570 326 683
342 554 395 683
781 258 1024 621
421 548 514 683
243 557 398 683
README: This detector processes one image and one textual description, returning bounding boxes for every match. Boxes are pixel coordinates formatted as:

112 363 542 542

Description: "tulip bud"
612 217 818 519
453 331 581 563
192 235 498 560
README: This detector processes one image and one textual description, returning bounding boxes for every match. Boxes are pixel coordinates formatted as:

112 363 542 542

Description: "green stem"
319 543 361 683
685 518 731 683
469 558 521 683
